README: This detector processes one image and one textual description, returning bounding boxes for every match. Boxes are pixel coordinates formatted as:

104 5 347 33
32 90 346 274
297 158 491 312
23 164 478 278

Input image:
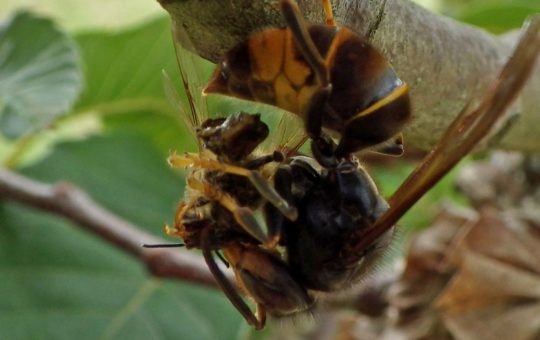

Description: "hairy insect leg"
262 164 297 244
224 244 314 321
169 152 297 220
369 134 405 157
281 0 343 162
164 201 193 238
322 0 336 26
280 0 329 86
186 176 273 247
200 229 264 330
244 151 284 170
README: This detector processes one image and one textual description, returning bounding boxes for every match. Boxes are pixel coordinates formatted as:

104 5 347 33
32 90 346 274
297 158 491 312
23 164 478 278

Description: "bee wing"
260 109 308 157
163 69 194 134
163 25 210 147
351 15 540 253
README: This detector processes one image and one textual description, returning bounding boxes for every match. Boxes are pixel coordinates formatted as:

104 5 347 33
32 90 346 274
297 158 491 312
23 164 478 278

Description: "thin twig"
0 167 229 289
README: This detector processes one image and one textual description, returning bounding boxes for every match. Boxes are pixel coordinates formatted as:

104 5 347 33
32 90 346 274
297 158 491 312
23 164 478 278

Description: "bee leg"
200 229 263 329
256 304 267 328
280 0 329 86
249 172 298 221
262 165 295 245
233 206 277 249
369 134 405 157
322 0 336 26
185 176 270 245
301 85 341 167
263 203 283 248
281 0 340 163
169 153 297 221
244 151 284 170
163 201 193 238
224 244 313 323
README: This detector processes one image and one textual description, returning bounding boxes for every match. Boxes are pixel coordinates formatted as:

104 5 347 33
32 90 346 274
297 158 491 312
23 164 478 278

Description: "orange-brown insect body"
167 113 313 329
206 24 410 157
223 243 312 317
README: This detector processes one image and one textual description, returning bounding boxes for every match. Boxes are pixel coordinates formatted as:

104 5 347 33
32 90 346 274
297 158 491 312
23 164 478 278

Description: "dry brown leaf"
437 250 540 312
436 209 540 340
441 303 540 340
381 207 476 339
456 152 525 207
454 210 540 273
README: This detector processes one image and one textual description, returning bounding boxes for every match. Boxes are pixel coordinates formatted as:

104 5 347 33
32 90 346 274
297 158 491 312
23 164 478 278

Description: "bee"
202 0 539 299
153 26 315 330
204 0 411 165
151 9 540 331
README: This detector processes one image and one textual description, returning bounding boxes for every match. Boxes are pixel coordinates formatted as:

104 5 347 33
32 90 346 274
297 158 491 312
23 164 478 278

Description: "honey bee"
204 0 411 165
154 26 315 329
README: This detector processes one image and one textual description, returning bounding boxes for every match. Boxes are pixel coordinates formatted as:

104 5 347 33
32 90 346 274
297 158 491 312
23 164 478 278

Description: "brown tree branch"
157 0 540 152
0 167 230 289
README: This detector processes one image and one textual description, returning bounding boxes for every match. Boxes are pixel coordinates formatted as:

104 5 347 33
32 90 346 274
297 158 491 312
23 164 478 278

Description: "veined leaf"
0 11 82 139
74 17 177 115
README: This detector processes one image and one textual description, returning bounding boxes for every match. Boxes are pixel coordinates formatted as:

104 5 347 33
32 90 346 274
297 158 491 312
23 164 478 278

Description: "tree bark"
157 0 540 152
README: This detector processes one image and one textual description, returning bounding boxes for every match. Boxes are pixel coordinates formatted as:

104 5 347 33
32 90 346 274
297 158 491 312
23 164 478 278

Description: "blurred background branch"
0 167 227 289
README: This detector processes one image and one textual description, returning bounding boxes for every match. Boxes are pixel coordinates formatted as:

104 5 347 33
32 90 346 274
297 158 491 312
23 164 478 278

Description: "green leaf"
0 11 82 139
439 0 540 32
103 110 197 157
73 16 196 158
0 134 243 339
74 16 177 115
459 4 540 33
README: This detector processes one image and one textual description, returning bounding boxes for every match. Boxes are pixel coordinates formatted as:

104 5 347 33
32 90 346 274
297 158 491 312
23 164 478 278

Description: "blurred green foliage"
0 12 242 339
0 1 538 339
0 135 242 339
437 0 540 33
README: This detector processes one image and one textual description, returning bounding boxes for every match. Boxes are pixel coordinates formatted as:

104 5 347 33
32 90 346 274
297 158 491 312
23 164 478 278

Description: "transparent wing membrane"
261 107 307 156
162 26 212 149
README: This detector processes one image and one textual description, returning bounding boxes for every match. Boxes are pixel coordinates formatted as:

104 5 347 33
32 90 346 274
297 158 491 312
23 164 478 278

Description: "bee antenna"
142 243 185 248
